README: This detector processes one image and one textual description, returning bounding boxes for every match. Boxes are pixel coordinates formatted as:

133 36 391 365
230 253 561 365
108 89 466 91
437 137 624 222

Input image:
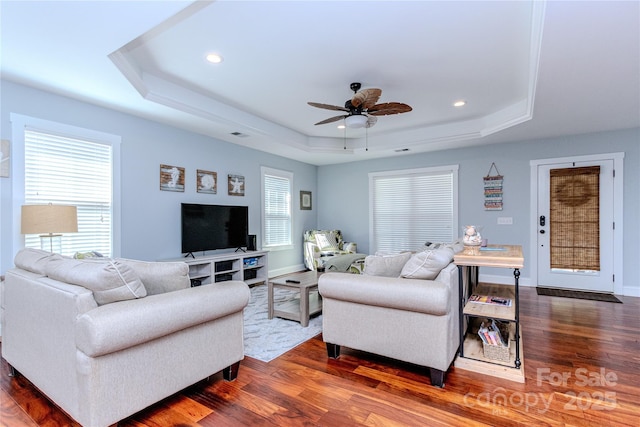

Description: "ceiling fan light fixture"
345 115 368 128
206 53 223 64
453 100 466 107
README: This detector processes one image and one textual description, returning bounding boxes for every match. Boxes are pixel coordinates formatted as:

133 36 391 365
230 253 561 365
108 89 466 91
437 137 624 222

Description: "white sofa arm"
76 281 250 357
319 272 452 316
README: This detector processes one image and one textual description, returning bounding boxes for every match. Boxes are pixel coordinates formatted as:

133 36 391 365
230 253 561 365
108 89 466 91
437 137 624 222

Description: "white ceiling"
1 1 638 166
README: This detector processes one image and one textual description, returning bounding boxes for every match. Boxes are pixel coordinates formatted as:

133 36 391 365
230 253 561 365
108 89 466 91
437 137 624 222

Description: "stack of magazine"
478 319 509 347
469 294 512 307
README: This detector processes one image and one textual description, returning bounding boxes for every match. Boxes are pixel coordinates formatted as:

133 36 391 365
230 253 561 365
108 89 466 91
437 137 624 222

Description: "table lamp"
21 204 78 253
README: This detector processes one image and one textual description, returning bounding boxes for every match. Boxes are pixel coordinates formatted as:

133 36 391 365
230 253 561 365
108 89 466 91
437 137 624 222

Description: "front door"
536 159 614 292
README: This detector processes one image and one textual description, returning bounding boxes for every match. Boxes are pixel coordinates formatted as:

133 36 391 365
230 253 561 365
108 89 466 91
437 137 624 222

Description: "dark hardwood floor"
2 286 639 426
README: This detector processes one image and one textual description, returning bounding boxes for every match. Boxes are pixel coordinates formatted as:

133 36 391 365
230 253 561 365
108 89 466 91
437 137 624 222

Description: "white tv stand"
178 250 268 287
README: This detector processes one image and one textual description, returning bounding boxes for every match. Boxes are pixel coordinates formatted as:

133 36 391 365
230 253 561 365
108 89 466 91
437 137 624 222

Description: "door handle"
539 215 546 226
540 229 545 234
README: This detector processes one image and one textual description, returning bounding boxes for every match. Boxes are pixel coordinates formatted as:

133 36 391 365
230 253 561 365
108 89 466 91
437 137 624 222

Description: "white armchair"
1 249 250 427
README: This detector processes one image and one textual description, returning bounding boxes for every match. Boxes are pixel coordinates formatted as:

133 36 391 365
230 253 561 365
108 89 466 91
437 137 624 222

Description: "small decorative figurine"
463 225 482 246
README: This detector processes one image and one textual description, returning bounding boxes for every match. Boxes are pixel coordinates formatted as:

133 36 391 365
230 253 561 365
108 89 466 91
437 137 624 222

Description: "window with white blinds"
262 167 292 248
369 166 458 254
24 129 114 257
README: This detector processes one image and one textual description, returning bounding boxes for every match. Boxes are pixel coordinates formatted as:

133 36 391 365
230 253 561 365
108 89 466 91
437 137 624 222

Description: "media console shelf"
176 251 268 287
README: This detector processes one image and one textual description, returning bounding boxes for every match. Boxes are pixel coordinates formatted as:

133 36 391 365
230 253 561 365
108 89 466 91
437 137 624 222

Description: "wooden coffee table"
268 271 321 327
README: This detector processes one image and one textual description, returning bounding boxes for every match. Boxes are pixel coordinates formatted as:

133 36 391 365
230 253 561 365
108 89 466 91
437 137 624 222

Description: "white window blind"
24 129 114 256
370 166 458 253
262 168 292 248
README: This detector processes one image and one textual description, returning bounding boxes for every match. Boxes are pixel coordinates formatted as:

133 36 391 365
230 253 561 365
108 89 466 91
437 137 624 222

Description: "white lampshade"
21 204 78 252
345 115 368 129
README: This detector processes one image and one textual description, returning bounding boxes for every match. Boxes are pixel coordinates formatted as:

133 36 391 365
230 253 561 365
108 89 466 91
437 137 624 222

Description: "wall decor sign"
160 164 185 192
228 174 245 196
0 139 9 178
197 169 217 194
300 190 312 210
484 162 503 210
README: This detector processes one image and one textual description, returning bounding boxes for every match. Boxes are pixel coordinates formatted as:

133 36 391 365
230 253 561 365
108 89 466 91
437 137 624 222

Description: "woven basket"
483 341 510 362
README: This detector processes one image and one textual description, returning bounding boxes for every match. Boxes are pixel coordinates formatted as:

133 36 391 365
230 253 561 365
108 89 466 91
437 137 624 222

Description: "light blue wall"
0 80 318 274
317 128 640 293
2 80 638 294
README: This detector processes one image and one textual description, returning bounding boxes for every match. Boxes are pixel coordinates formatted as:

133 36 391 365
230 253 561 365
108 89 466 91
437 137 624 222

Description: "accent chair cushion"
363 252 412 277
315 231 340 253
401 247 455 280
45 257 147 305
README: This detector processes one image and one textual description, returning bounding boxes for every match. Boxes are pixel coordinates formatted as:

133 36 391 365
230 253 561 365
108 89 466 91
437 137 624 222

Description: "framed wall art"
160 164 185 192
300 190 312 210
197 169 217 194
484 162 503 210
228 174 245 196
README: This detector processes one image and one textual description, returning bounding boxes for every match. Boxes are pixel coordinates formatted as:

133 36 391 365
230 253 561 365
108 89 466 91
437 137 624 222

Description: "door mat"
536 287 622 303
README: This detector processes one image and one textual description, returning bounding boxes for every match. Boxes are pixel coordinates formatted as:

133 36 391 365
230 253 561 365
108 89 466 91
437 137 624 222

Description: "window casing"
11 114 121 257
369 165 458 254
261 167 293 249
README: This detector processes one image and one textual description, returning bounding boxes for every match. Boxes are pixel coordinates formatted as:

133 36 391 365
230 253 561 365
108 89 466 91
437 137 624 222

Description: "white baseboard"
479 273 639 297
268 264 307 279
622 286 640 298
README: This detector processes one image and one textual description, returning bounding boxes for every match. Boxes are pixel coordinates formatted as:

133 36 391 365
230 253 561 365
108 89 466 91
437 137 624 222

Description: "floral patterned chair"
303 230 365 273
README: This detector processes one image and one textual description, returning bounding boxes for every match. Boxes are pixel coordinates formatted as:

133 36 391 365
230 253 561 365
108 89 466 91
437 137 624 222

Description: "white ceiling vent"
230 131 249 138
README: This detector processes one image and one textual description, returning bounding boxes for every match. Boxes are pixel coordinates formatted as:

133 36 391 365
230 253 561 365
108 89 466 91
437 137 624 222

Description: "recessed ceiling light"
206 53 223 64
337 124 346 129
453 100 466 107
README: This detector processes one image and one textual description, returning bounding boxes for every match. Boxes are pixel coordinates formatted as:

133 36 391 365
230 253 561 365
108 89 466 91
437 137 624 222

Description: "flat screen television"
181 203 248 255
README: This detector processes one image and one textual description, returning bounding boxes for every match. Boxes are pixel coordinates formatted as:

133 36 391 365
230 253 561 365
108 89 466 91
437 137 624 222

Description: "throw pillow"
401 247 455 280
116 258 190 295
45 257 147 305
424 239 465 254
315 232 340 253
14 248 63 275
447 239 465 254
342 241 357 253
363 252 412 277
73 251 104 259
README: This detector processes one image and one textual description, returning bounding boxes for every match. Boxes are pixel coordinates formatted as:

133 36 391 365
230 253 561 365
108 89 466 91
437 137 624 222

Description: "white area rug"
243 284 322 362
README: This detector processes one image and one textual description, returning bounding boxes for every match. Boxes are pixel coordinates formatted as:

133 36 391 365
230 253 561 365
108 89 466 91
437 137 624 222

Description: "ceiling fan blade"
308 102 349 112
367 102 413 116
314 115 347 125
365 115 378 128
351 88 382 109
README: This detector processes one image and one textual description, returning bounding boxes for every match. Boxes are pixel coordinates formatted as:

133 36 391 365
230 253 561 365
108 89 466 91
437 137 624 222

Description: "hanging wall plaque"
484 162 503 210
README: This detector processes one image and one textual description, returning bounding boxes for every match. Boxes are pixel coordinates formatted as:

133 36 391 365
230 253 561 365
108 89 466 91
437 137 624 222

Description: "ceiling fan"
308 82 412 129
